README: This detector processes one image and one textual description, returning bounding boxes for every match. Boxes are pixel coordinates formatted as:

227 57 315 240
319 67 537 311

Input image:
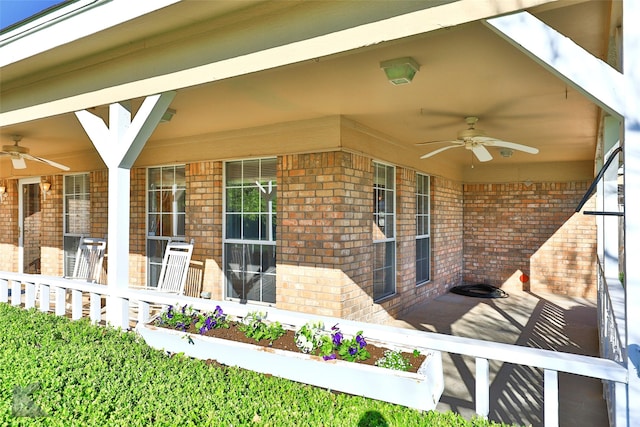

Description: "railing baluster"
25 281 36 309
0 278 7 303
138 301 151 324
54 286 66 316
89 293 102 324
543 369 559 427
71 289 82 320
11 279 21 306
476 357 490 417
39 284 50 312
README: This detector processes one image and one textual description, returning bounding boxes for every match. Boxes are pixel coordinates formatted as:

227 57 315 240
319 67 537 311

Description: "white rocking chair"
155 240 194 295
67 237 107 283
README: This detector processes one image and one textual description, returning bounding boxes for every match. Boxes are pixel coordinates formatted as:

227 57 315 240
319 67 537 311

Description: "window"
63 174 90 276
416 173 431 284
147 165 186 287
373 162 395 300
224 158 277 303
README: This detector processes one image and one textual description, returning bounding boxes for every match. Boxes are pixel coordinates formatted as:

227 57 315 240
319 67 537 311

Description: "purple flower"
332 331 343 347
349 346 357 356
166 306 174 319
323 353 337 361
199 326 206 334
356 335 367 348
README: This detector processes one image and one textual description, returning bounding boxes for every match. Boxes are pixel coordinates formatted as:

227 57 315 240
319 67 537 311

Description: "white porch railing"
597 258 627 426
0 271 628 427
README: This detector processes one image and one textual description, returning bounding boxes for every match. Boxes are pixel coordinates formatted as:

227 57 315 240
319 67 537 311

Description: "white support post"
624 1 640 426
543 369 559 427
75 92 175 330
475 357 490 417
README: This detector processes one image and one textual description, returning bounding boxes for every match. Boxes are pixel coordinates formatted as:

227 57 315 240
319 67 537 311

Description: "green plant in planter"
238 311 286 344
294 321 325 354
375 350 413 371
318 324 370 362
156 304 196 331
155 304 230 334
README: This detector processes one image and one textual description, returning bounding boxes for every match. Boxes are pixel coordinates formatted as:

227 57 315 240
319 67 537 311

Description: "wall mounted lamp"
40 181 51 200
0 184 6 203
380 57 420 85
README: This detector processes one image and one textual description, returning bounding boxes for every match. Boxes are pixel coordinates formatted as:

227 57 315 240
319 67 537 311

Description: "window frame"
372 161 396 301
63 173 90 276
223 157 277 304
415 173 431 285
146 164 186 287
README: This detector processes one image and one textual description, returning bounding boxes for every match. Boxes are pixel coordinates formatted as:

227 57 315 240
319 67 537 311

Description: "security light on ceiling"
380 57 420 85
161 108 176 123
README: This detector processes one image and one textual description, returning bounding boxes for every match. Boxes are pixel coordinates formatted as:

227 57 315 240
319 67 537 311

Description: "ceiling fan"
417 116 539 162
1 135 70 171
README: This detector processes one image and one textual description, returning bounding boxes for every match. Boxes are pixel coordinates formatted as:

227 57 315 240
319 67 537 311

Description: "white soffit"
0 0 180 68
0 0 553 127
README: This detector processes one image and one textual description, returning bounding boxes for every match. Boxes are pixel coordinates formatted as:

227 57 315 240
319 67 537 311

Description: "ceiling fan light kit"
417 116 539 163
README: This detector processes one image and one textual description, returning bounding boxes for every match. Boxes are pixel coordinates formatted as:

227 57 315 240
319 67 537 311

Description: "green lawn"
0 304 514 426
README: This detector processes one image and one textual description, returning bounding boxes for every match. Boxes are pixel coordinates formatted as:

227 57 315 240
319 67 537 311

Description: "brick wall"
185 161 223 298
40 175 63 276
277 153 459 323
129 168 147 287
0 180 18 271
463 181 597 298
278 152 373 319
430 176 464 294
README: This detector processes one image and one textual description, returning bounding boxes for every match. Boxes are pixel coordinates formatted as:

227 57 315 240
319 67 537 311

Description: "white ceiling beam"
484 11 625 118
0 0 554 127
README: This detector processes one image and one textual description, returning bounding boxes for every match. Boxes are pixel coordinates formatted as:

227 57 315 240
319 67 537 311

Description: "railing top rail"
0 271 628 384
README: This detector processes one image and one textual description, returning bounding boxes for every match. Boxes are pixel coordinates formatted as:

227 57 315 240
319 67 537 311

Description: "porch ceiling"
0 0 616 181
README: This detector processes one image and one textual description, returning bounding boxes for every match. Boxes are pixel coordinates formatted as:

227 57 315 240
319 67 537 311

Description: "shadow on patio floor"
387 289 607 427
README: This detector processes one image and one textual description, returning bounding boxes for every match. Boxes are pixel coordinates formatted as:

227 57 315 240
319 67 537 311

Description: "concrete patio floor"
386 289 608 427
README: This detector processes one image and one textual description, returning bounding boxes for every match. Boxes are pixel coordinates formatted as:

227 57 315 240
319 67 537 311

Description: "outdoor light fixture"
161 108 176 123
0 184 5 203
40 181 51 200
380 57 420 85
499 148 514 158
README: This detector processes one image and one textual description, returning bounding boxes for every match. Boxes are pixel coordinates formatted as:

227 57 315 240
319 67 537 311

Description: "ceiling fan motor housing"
2 144 29 154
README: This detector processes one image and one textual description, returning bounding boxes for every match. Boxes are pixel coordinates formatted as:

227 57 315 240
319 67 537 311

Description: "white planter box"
135 322 444 411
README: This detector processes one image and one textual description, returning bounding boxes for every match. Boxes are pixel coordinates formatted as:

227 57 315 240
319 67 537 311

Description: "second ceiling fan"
417 116 539 162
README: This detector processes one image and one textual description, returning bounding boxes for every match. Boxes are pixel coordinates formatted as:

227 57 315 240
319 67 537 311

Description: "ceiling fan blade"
23 153 70 171
420 144 464 159
415 139 463 146
475 137 539 154
11 156 27 169
471 144 493 162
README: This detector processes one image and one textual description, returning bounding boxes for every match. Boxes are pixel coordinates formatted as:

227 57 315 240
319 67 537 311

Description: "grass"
0 304 516 426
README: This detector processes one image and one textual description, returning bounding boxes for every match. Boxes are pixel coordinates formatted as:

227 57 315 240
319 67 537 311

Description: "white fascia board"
0 0 180 68
484 11 625 118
